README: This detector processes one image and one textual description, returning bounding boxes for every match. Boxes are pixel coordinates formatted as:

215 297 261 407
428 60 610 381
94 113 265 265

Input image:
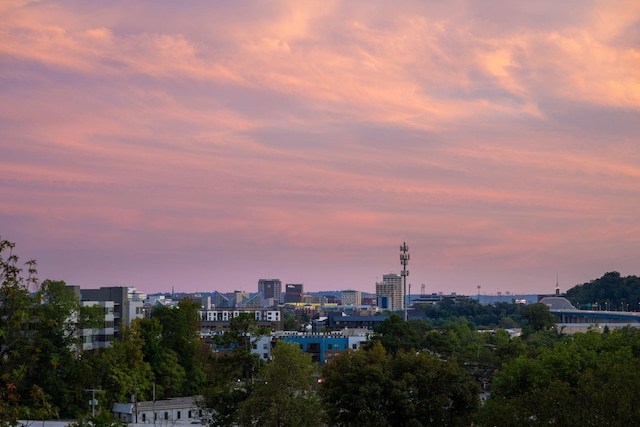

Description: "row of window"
140 409 202 422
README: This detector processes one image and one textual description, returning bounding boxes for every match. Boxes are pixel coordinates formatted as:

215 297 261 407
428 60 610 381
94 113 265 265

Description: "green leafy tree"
520 303 557 337
565 271 640 311
283 313 300 331
152 298 206 395
238 341 322 427
138 317 186 398
27 280 104 416
0 239 62 424
320 341 391 427
201 313 270 426
366 314 421 356
476 328 640 426
320 341 479 427
87 323 154 405
387 351 480 427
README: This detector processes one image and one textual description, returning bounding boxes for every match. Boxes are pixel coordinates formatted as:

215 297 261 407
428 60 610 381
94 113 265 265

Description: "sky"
1 1 639 297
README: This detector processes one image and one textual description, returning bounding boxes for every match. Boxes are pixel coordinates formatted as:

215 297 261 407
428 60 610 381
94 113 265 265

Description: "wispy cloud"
2 0 639 294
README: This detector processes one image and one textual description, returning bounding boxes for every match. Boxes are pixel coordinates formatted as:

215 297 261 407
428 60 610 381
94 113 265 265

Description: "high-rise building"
284 283 303 303
258 279 282 305
376 274 404 312
342 290 362 306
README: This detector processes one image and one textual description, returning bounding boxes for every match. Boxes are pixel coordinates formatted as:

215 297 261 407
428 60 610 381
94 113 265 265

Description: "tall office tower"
376 274 404 312
258 279 282 304
342 290 362 306
284 283 304 303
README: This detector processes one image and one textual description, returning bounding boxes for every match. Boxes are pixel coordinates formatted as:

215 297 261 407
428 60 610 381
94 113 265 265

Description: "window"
177 411 181 419
164 412 168 420
188 411 192 418
327 343 333 350
142 414 146 422
352 344 358 350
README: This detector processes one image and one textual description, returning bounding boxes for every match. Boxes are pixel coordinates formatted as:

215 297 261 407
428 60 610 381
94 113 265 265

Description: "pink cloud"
2 1 639 295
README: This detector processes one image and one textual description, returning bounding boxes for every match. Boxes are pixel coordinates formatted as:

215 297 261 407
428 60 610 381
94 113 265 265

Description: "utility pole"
85 389 101 417
400 242 410 322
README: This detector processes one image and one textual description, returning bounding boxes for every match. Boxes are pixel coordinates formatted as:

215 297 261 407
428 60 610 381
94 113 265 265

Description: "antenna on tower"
400 242 410 322
555 273 560 297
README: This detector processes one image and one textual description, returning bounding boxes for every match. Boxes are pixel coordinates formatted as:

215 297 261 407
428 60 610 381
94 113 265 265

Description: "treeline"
413 298 525 329
565 271 640 310
5 237 640 426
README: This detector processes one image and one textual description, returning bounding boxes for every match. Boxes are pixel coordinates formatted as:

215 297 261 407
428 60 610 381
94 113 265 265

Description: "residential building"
376 273 404 312
113 396 203 424
275 328 369 364
79 300 115 351
79 286 145 340
198 307 284 347
341 290 361 306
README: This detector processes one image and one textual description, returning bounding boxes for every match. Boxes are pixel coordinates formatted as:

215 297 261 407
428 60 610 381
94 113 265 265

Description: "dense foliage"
320 341 480 427
413 298 525 328
565 271 640 311
7 237 640 426
476 327 640 426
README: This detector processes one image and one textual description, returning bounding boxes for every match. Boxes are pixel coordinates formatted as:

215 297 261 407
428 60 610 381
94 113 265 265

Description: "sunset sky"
2 1 639 297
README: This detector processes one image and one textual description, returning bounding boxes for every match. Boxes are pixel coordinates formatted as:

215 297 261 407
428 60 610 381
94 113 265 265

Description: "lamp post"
400 242 410 322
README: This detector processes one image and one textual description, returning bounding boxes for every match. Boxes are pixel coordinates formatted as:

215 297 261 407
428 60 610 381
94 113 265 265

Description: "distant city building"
284 283 304 303
361 296 376 306
226 290 250 307
198 307 284 347
302 294 325 304
341 290 361 306
376 274 404 312
258 279 282 305
276 328 369 364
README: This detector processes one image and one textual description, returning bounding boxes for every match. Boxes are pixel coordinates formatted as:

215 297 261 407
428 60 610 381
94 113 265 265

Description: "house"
113 396 204 424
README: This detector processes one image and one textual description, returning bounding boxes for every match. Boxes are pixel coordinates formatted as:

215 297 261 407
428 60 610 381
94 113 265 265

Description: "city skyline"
2 1 639 296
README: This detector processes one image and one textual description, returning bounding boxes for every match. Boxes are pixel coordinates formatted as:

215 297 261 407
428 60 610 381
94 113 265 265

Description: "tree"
26 279 103 416
201 313 271 426
283 314 300 331
366 314 421 356
320 341 479 427
138 317 186 399
237 341 322 427
152 298 206 395
0 239 64 424
520 303 557 336
476 328 640 426
387 351 480 427
320 341 391 427
87 322 154 405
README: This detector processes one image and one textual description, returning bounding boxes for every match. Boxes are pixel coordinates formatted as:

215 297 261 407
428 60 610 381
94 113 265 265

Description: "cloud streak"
1 0 639 296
